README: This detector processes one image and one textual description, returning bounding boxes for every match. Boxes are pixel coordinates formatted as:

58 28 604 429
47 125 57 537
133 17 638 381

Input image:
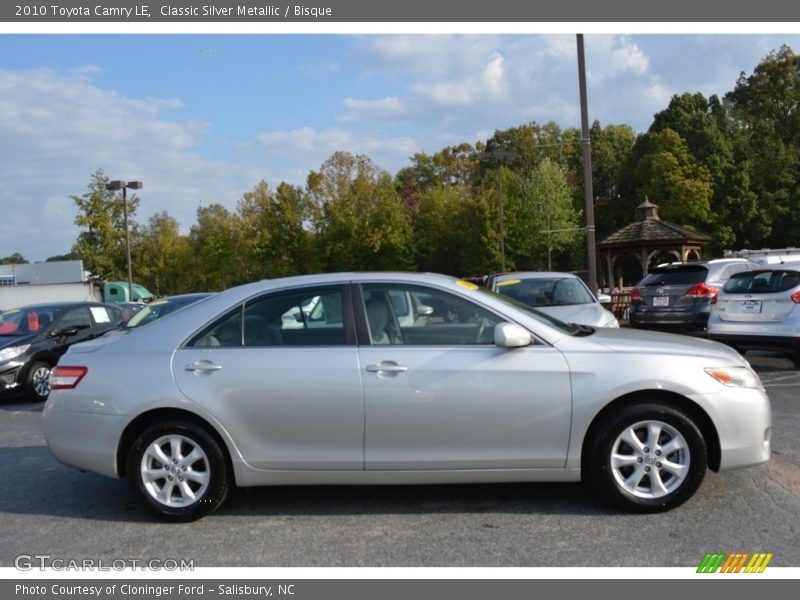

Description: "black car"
628 259 756 332
0 302 124 401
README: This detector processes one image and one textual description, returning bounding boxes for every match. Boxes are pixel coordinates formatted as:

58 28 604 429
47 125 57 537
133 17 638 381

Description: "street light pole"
105 180 142 302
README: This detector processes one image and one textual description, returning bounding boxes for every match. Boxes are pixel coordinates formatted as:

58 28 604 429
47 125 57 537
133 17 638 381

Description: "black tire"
587 402 707 513
25 361 52 402
127 420 230 522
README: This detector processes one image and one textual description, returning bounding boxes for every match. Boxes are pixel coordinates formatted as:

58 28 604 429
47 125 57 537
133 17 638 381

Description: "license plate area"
739 300 762 314
653 296 670 307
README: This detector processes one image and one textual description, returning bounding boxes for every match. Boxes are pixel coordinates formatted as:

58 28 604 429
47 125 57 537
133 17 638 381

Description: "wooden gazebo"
597 198 711 289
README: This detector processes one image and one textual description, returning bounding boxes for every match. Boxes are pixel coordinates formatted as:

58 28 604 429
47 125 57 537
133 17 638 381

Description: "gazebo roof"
598 198 711 249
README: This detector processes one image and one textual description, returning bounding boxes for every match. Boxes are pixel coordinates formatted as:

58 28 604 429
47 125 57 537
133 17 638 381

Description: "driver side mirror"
416 305 434 316
494 322 532 348
50 327 79 339
597 293 612 305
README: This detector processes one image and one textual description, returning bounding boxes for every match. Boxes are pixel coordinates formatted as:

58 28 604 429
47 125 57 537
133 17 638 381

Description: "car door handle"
185 361 223 372
366 362 408 374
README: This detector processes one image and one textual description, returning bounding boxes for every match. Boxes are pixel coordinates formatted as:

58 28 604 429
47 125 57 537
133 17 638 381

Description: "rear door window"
723 270 800 294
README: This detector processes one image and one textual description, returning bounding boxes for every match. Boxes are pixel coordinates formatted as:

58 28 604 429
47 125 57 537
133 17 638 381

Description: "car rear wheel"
588 403 707 512
127 420 230 522
25 361 52 402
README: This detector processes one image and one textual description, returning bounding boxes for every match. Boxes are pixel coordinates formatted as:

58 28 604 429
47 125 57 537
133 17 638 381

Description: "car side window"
361 284 503 345
187 286 348 347
58 307 92 332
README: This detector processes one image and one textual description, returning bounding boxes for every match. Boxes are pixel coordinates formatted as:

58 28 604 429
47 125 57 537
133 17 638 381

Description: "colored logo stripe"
697 553 773 573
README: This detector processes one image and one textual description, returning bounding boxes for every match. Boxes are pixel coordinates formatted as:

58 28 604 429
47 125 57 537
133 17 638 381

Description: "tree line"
6 45 800 295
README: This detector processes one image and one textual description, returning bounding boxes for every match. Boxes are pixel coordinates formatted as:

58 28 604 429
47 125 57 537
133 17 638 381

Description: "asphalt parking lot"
0 351 798 569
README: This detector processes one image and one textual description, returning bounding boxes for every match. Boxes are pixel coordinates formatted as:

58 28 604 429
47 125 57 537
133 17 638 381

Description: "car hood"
573 326 746 364
0 333 38 349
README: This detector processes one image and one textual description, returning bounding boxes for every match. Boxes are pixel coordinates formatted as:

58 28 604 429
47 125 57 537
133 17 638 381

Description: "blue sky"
2 33 800 262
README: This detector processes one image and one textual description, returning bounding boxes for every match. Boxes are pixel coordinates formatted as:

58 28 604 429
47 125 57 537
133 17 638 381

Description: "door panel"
357 282 572 470
173 346 364 470
173 284 364 471
360 345 572 469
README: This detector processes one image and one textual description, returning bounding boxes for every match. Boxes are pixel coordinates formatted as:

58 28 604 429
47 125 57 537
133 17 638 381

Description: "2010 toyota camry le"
42 272 771 522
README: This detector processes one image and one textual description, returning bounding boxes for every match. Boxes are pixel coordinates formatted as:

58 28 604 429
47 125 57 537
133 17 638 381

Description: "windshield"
0 307 59 336
125 295 210 328
495 276 595 307
475 287 582 335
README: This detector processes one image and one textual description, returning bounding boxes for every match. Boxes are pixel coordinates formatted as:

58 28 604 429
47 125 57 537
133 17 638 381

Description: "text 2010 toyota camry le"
43 272 771 521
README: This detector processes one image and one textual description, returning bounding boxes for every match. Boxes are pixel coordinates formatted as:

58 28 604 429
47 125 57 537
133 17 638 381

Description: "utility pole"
577 34 599 294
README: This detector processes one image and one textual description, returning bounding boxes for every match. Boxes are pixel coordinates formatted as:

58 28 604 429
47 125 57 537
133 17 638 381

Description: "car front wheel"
589 403 707 512
127 420 230 522
25 361 52 402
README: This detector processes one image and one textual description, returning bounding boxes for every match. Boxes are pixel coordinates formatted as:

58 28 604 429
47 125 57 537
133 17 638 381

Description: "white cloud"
0 67 243 261
254 126 420 176
342 96 407 117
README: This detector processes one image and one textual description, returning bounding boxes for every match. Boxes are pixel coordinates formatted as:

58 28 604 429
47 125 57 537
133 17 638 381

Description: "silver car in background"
708 264 800 364
43 272 770 521
488 271 619 328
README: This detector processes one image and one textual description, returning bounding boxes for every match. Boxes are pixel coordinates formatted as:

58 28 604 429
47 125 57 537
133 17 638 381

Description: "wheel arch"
116 408 235 481
580 390 721 480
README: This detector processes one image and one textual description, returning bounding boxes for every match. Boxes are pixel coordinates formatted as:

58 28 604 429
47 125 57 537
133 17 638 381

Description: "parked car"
0 302 124 401
488 272 619 328
116 302 147 321
708 264 800 363
123 293 213 329
43 272 770 521
629 259 757 332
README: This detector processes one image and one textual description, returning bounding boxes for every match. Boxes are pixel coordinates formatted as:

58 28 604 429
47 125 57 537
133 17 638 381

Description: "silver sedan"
43 272 771 521
488 271 619 328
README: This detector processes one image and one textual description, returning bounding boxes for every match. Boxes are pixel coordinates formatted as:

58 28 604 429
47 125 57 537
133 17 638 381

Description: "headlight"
704 366 763 389
0 344 30 363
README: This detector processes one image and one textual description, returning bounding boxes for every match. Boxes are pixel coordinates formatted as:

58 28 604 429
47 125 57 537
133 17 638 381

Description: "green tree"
236 181 317 280
589 122 636 240
133 212 194 295
725 45 800 247
188 204 239 290
626 129 714 229
525 158 583 270
0 253 27 265
71 169 140 279
46 252 81 262
310 152 413 271
649 93 759 252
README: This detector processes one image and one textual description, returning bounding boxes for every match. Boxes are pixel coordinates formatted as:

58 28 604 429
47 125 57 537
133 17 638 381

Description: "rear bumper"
709 332 800 352
628 307 709 332
42 391 129 479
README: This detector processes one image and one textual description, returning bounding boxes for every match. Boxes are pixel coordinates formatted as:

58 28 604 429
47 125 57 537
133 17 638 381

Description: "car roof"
492 271 579 280
1 301 103 311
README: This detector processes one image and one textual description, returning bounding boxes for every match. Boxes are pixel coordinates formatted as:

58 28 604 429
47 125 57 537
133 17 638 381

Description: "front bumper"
692 385 771 471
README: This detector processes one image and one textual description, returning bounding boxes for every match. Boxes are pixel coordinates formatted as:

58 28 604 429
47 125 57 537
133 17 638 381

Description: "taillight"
50 366 87 390
685 283 718 298
630 288 641 301
792 291 800 304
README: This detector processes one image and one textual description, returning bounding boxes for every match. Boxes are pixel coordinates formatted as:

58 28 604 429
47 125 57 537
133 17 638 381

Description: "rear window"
638 265 708 287
722 269 800 294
